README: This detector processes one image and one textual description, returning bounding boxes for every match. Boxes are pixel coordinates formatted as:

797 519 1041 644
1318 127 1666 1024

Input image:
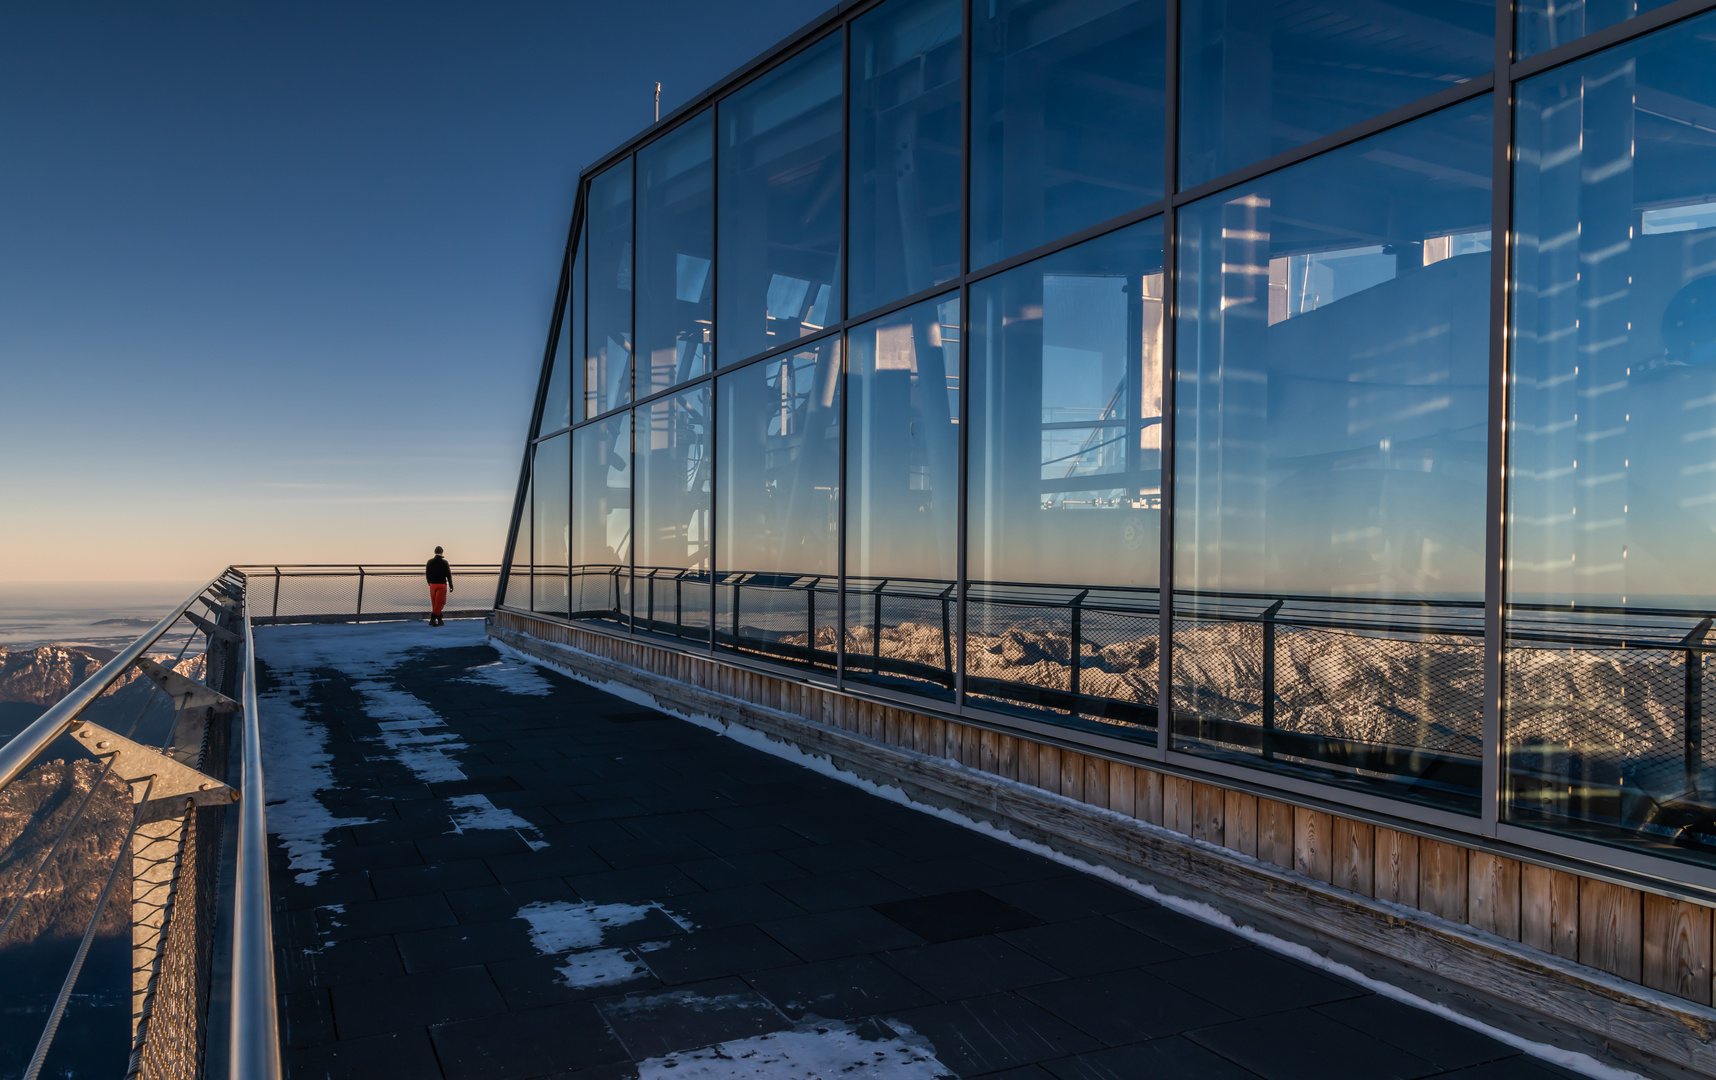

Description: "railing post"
732 578 741 646
647 571 655 630
940 585 954 682
872 581 885 672
675 572 684 637
1261 599 1285 761
272 567 281 619
1684 616 1713 796
807 578 818 665
355 567 365 617
1069 589 1089 709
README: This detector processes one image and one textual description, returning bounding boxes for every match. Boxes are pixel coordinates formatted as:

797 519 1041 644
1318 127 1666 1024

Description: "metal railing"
0 570 278 1078
231 563 500 624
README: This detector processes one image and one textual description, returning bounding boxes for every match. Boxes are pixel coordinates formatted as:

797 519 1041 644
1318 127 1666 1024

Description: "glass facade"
506 0 1716 875
1507 11 1716 860
636 111 714 398
718 34 845 364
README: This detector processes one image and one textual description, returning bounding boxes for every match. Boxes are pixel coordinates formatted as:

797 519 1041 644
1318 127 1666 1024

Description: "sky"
0 0 828 583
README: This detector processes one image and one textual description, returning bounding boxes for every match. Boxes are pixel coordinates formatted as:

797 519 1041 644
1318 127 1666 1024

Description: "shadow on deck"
256 620 1574 1080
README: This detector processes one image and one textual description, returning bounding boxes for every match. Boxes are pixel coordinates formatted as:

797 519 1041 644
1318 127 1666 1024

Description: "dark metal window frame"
499 0 1716 901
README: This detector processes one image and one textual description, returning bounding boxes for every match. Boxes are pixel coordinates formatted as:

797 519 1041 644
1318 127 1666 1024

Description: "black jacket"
426 556 453 585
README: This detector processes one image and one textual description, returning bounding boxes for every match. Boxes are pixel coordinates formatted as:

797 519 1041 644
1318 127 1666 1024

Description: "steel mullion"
1153 0 1180 763
836 20 851 687
955 0 972 708
1481 0 1517 837
629 155 639 635
710 102 721 654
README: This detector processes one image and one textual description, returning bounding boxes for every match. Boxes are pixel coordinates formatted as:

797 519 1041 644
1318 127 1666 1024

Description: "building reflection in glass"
636 111 713 399
571 413 631 624
968 219 1165 737
716 338 842 664
845 295 961 700
634 386 712 642
532 434 570 618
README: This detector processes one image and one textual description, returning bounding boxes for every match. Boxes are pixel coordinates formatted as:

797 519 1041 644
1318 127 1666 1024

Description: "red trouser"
430 584 448 617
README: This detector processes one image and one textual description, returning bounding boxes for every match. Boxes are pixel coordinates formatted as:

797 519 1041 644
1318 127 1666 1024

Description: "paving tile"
697 824 810 856
1315 994 1520 1071
874 890 1043 943
568 864 704 903
281 987 335 1049
779 839 902 874
1022 967 1235 1044
485 846 611 884
875 855 1045 895
1001 916 1184 976
416 828 535 862
1108 904 1247 957
983 876 1148 923
1042 1036 1260 1080
444 878 582 924
1150 947 1361 1018
596 978 790 1059
890 993 1102 1075
284 1028 444 1080
678 851 808 891
369 857 498 899
881 936 1066 1000
666 884 807 929
301 935 406 988
316 893 458 942
1435 1059 1584 1080
1187 1008 1438 1080
769 868 920 913
487 951 661 1011
639 924 803 984
330 965 508 1038
758 907 926 962
395 919 539 973
432 1002 629 1080
744 955 937 1020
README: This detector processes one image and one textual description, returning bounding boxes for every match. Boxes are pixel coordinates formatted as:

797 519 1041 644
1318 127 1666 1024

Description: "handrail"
0 569 225 793
230 572 282 1079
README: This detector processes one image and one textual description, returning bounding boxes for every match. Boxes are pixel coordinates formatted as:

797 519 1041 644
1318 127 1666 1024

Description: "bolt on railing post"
355 567 365 616
1261 599 1285 761
1069 589 1089 709
1684 616 1713 796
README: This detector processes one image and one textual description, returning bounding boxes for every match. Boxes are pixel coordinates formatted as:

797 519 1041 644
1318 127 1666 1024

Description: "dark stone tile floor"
259 623 1579 1080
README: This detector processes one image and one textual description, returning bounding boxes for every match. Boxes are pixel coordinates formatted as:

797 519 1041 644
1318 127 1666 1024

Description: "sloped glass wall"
502 0 1716 871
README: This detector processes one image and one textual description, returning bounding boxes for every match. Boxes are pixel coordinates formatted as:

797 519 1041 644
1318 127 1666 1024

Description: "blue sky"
0 0 827 581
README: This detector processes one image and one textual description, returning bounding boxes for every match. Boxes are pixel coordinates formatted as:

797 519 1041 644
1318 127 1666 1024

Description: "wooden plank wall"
500 611 1716 1008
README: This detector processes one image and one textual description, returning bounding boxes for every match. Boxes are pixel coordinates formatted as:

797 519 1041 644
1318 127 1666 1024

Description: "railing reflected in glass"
1506 12 1716 862
1172 96 1494 810
533 434 571 618
633 385 712 640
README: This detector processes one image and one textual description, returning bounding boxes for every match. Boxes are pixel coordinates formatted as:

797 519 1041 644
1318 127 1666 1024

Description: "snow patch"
254 684 372 886
633 1018 953 1079
448 794 547 850
557 947 652 988
459 657 554 697
517 899 658 953
491 635 1645 1080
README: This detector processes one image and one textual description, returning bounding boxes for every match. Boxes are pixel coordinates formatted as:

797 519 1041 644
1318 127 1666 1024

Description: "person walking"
426 546 454 626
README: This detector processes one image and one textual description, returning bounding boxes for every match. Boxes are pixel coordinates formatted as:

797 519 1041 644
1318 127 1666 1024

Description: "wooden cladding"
498 611 1716 1009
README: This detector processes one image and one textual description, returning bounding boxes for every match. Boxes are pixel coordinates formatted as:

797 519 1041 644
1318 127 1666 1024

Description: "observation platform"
256 620 1569 1080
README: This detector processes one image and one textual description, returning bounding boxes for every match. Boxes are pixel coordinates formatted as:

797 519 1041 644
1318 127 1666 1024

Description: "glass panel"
1179 0 1493 191
540 294 573 436
637 111 714 398
636 386 713 642
572 413 632 624
718 33 844 365
849 0 962 317
967 220 1165 739
970 0 1166 272
716 337 842 667
571 233 587 419
1172 98 1492 811
1518 0 1677 59
585 159 634 419
532 434 570 617
505 477 533 609
1507 14 1716 863
845 294 962 700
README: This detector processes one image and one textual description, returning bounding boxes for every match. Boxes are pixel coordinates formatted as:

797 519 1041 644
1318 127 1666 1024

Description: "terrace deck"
256 621 1576 1080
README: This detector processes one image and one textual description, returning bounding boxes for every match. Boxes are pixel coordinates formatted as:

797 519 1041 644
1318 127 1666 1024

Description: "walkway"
256 621 1579 1080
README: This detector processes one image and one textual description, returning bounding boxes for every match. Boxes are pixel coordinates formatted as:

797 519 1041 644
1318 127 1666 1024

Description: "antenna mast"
654 81 662 123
